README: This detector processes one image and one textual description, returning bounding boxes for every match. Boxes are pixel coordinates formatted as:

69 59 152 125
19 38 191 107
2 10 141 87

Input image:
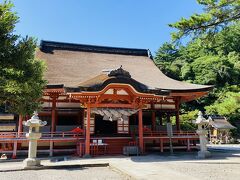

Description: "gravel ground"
110 151 240 180
0 167 130 180
161 159 240 180
0 149 239 180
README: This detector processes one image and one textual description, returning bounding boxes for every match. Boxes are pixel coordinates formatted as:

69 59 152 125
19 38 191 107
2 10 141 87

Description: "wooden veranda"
0 130 199 158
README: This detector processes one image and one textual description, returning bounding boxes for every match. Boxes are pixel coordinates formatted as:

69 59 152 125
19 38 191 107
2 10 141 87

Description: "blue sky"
9 0 203 54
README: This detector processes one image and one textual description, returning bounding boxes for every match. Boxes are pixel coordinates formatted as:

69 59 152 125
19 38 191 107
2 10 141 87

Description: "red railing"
0 131 199 157
0 130 198 141
141 131 198 137
0 131 83 141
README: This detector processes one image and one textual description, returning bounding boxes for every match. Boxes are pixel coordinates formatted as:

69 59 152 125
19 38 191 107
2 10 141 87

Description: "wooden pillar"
167 113 171 123
151 103 156 131
12 141 17 159
176 111 180 131
138 109 144 154
50 95 57 156
151 111 156 131
160 139 164 152
159 113 163 126
13 114 24 159
49 140 53 157
176 98 180 131
84 104 91 157
17 115 23 137
77 111 81 126
51 96 57 133
134 114 137 132
55 112 58 127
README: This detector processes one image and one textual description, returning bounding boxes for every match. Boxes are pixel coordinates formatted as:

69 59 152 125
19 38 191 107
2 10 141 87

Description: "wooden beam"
180 93 208 102
40 99 71 103
69 83 164 99
98 94 132 103
170 91 208 97
44 88 65 95
89 103 136 108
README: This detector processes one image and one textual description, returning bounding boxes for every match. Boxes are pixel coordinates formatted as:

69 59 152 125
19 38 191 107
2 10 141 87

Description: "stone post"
23 111 47 169
195 111 211 159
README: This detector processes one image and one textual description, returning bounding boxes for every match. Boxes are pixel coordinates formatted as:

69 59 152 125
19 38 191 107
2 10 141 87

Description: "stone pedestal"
197 150 211 159
23 158 41 168
22 112 47 169
196 129 211 159
195 111 211 159
23 133 42 169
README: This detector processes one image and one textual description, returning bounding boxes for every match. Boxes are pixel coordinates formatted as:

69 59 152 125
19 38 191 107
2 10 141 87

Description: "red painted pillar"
138 109 144 154
85 104 91 157
50 96 57 156
51 96 57 133
151 111 156 131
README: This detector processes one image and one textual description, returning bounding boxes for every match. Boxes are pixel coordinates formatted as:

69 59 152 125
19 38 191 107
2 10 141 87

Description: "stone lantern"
195 111 211 158
23 111 47 169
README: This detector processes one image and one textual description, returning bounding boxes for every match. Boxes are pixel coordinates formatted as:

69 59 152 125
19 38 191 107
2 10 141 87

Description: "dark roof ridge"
40 40 152 57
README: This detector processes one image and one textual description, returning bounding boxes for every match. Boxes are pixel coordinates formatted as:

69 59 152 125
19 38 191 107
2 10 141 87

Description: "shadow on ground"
128 149 240 163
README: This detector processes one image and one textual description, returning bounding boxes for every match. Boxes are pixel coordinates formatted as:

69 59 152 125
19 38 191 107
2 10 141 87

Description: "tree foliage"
169 0 240 41
155 22 240 136
0 1 46 115
205 91 240 116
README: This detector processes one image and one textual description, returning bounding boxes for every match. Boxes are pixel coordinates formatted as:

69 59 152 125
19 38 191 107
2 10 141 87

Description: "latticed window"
117 118 129 134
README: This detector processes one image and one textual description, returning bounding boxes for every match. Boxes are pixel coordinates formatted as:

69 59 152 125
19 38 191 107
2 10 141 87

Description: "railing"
0 131 84 141
0 132 18 138
41 132 84 139
143 131 198 137
0 131 198 141
0 130 199 157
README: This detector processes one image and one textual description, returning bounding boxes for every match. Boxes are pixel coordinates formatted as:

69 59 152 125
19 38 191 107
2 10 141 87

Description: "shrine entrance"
95 114 117 135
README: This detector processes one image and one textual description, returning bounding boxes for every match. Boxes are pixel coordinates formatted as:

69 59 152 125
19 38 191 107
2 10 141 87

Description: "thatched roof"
209 116 236 129
36 40 212 92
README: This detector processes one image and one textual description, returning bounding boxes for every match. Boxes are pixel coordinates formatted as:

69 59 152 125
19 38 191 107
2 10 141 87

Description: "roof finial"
108 66 131 78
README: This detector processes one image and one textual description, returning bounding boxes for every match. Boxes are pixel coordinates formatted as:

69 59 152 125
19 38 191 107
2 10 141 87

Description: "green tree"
205 89 240 136
169 0 240 41
205 91 240 116
154 22 240 136
0 1 46 116
155 0 240 137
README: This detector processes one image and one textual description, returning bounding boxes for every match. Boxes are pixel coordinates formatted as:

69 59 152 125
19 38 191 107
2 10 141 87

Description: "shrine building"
1 40 212 158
